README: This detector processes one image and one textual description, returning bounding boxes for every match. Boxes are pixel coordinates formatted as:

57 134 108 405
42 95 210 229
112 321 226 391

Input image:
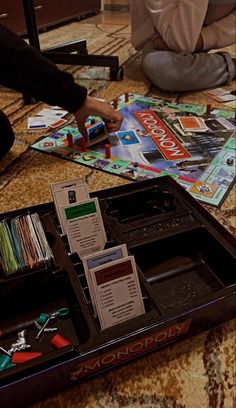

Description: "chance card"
116 130 141 146
51 178 89 233
63 198 107 259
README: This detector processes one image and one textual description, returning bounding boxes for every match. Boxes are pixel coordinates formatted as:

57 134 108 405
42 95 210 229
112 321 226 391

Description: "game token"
11 352 42 364
80 137 87 152
66 133 73 148
226 158 234 166
105 144 111 159
206 104 212 114
0 355 11 371
113 98 118 109
50 334 71 349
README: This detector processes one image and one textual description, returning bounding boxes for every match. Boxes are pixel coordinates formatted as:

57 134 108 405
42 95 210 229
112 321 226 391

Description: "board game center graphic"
31 93 236 207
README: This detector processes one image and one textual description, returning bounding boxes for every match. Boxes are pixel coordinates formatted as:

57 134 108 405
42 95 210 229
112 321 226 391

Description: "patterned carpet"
0 20 235 408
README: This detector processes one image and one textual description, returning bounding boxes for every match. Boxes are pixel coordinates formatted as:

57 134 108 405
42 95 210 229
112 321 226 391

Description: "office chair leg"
22 93 35 105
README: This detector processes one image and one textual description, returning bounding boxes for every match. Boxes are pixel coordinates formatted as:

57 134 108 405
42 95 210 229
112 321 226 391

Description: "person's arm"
204 3 235 26
201 10 236 51
0 24 123 138
0 24 87 112
146 0 208 53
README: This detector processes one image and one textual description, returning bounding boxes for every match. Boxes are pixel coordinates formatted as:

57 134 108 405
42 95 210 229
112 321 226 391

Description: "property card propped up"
51 178 89 233
82 244 129 314
90 256 145 329
63 197 107 259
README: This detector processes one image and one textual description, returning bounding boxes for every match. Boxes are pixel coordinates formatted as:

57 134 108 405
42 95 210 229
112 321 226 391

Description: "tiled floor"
80 9 130 25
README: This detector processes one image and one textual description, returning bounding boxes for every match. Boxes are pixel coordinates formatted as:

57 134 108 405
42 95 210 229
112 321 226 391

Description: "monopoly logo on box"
70 320 190 381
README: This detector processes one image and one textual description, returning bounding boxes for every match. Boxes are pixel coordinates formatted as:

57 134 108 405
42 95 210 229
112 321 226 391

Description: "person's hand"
74 96 123 142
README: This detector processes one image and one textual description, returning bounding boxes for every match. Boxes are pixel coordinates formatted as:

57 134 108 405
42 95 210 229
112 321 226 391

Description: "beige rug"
0 20 235 408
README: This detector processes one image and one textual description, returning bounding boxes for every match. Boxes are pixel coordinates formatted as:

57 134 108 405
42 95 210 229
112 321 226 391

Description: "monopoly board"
31 93 236 207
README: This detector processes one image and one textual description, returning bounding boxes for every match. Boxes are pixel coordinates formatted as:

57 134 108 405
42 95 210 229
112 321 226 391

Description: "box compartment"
0 268 91 382
0 176 235 407
97 179 201 247
130 226 235 311
68 251 162 345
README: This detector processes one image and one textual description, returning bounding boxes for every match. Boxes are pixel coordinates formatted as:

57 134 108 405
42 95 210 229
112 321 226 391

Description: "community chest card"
90 256 145 329
82 244 128 314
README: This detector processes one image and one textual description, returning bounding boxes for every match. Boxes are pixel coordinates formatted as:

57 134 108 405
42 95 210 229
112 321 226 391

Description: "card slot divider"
40 214 101 343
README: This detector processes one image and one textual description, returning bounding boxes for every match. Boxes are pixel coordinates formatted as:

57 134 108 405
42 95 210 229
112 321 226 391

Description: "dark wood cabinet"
0 0 101 35
0 1 25 33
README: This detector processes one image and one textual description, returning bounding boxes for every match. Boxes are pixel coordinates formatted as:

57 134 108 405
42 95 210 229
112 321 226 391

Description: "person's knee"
142 53 184 92
142 51 200 92
142 50 230 92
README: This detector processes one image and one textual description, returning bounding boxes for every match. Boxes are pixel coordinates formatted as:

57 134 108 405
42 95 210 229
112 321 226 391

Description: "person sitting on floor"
130 0 236 92
0 24 122 159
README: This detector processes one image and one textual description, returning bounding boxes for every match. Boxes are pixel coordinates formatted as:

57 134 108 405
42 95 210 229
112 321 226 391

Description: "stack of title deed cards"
51 178 107 259
0 213 54 276
203 88 236 103
82 244 145 329
178 116 208 132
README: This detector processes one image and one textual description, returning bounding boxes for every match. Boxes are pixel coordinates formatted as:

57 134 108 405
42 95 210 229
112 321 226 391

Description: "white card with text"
63 198 107 258
82 244 128 314
90 256 145 329
51 178 89 233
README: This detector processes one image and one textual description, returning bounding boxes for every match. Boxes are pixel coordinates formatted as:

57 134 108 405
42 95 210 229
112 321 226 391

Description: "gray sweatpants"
141 41 235 92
